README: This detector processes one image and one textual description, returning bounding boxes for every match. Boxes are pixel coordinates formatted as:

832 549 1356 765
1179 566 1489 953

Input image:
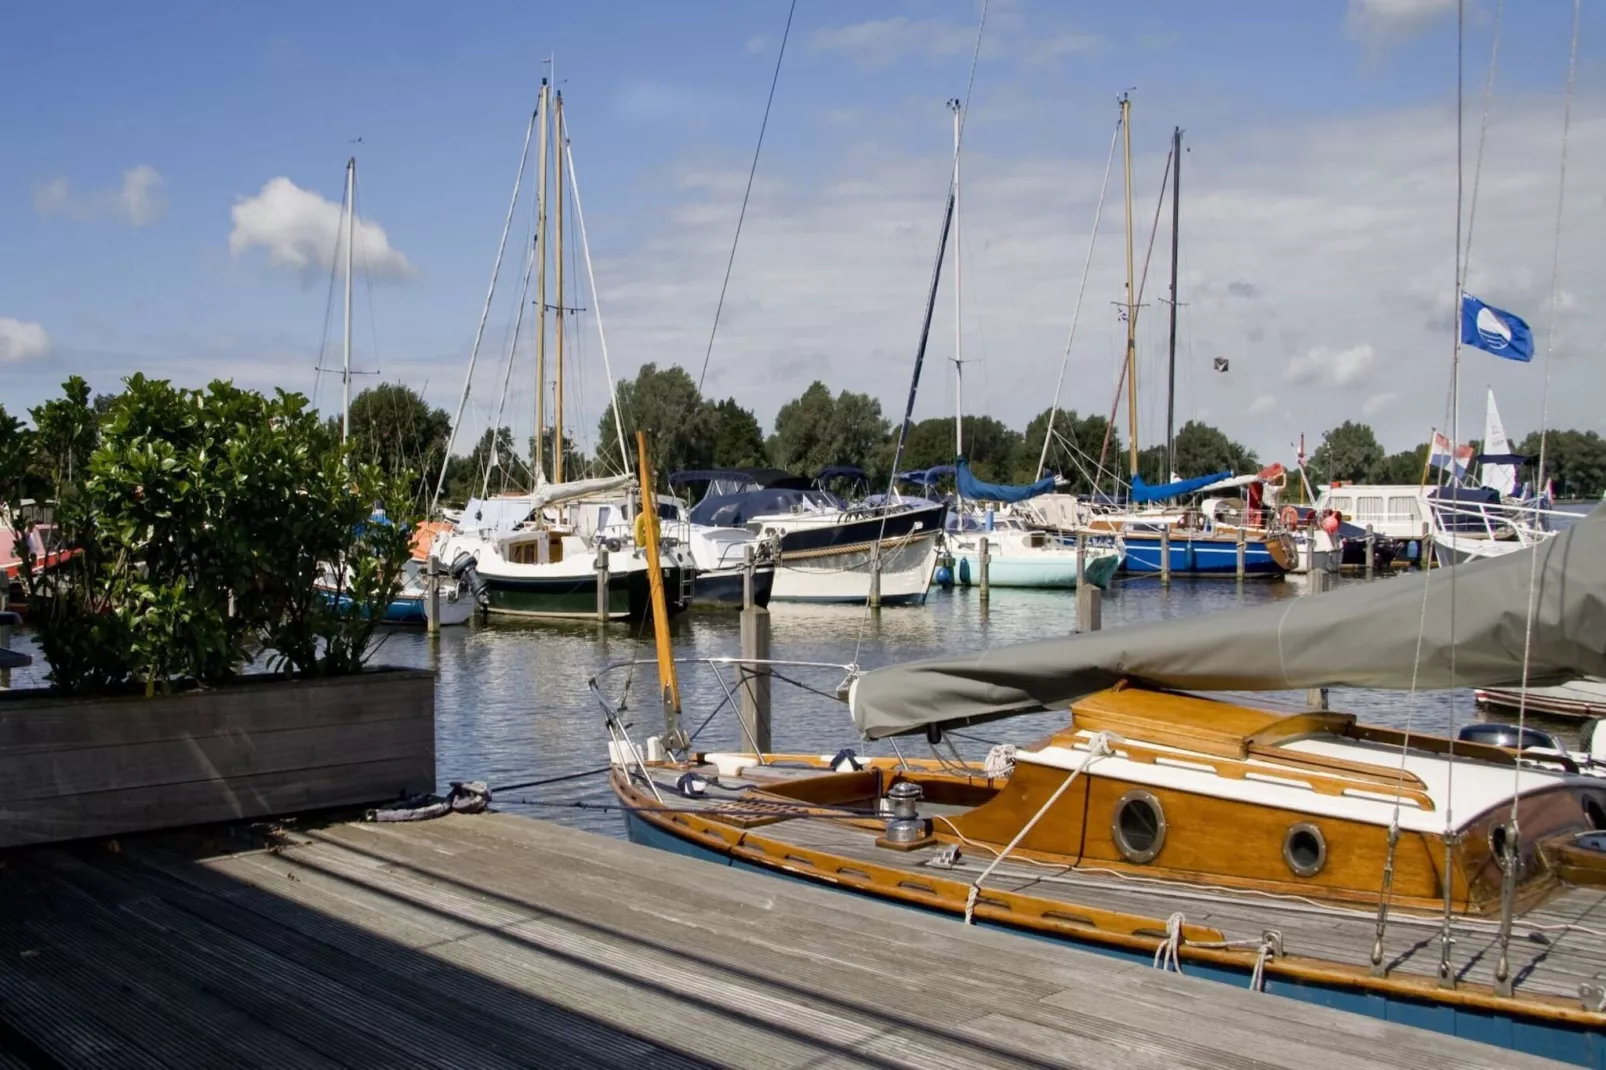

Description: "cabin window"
1111 790 1166 864
1388 496 1420 524
1357 496 1384 521
1329 496 1353 518
1282 823 1327 878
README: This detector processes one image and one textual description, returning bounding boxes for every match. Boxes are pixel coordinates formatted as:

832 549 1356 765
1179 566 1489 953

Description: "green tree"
345 382 452 488
711 399 768 467
1018 408 1125 493
596 363 716 480
893 416 1021 483
1309 421 1384 484
529 428 588 483
443 426 525 502
769 381 890 477
0 405 33 507
1172 420 1259 479
1373 443 1430 485
27 375 99 498
1517 429 1606 498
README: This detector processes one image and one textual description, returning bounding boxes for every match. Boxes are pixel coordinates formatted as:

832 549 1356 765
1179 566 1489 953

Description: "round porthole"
1282 823 1326 878
1583 794 1606 831
1111 790 1166 864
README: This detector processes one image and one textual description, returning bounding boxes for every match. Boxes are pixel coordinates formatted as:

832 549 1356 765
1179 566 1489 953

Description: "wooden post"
868 545 881 609
426 554 441 636
1077 584 1102 633
1075 531 1087 588
634 431 683 748
1235 524 1246 580
978 537 990 600
1304 570 1329 710
1160 526 1171 586
0 609 13 690
742 543 756 611
595 544 610 621
1364 524 1375 578
739 603 772 754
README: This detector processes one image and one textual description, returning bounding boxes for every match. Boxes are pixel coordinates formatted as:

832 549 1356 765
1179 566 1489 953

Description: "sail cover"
1129 471 1234 504
850 506 1606 739
956 459 1056 504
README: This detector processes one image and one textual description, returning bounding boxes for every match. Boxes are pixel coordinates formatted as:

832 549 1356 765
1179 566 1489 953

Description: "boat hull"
690 564 775 609
771 531 938 605
620 806 1604 1068
1116 533 1288 575
482 564 686 620
948 548 1122 589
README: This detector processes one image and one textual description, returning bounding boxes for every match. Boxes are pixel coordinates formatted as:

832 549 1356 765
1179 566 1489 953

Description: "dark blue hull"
691 565 775 609
622 810 1603 1067
1117 533 1285 575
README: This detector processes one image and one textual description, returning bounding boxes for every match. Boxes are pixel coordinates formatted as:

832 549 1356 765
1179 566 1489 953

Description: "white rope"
1035 118 1121 480
963 732 1114 924
983 743 1016 780
1249 930 1282 992
1153 911 1185 973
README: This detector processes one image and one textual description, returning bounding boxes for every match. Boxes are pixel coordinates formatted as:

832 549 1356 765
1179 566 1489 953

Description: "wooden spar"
635 430 683 746
1121 92 1138 478
1165 125 1181 482
532 79 551 482
553 90 566 487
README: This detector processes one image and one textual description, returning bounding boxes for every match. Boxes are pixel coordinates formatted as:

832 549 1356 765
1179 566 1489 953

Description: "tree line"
9 368 1605 509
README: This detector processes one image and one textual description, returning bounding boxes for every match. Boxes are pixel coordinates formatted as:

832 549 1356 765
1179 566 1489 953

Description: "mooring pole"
426 554 441 636
595 543 610 622
1160 526 1171 586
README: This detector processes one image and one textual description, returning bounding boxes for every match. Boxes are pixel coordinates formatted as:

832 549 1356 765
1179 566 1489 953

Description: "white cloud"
1284 343 1377 388
744 34 769 55
0 318 50 363
809 16 975 68
1247 394 1278 416
1363 392 1399 416
1020 29 1106 67
228 177 414 279
33 165 166 226
1345 0 1456 47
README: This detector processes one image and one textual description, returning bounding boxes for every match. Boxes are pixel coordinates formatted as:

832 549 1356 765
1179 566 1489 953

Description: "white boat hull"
770 531 939 605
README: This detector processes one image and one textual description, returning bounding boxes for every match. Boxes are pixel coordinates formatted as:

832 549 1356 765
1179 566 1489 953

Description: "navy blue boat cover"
956 458 1056 503
1128 470 1233 504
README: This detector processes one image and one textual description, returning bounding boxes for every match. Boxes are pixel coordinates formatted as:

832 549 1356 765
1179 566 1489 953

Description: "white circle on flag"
1476 307 1511 350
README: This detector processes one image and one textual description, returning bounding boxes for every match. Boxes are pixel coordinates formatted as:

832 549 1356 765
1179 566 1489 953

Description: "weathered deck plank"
0 811 1570 1069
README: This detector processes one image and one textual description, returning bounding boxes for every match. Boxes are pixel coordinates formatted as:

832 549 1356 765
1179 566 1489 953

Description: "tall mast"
1121 94 1138 478
1165 125 1181 482
951 98 963 463
553 90 567 487
341 156 355 445
532 77 551 484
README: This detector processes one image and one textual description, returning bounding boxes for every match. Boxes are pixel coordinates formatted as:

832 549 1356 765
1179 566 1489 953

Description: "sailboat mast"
554 91 567 487
533 77 551 484
1121 94 1138 478
1165 125 1181 482
952 98 963 464
341 156 355 445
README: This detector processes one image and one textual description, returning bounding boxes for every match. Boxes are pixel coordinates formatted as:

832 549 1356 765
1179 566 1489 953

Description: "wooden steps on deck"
0 811 1568 1069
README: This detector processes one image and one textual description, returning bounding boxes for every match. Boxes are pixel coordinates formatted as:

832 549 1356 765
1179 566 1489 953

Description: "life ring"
1279 505 1300 528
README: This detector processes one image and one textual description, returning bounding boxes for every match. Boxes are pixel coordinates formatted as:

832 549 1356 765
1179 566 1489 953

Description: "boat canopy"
956 458 1056 504
669 468 806 489
688 486 842 528
849 506 1606 740
1129 471 1234 504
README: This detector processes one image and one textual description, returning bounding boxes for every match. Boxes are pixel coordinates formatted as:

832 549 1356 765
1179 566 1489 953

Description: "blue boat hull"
621 809 1603 1067
1117 533 1285 576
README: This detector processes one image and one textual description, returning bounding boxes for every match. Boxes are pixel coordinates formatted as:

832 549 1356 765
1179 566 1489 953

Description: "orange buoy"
1320 510 1340 535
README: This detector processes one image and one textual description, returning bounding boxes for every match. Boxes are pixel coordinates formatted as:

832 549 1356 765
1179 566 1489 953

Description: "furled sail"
956 458 1056 504
850 506 1606 739
1128 470 1234 504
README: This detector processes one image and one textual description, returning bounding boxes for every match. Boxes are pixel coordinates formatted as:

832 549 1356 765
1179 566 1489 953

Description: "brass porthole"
1111 790 1166 864
1282 823 1326 878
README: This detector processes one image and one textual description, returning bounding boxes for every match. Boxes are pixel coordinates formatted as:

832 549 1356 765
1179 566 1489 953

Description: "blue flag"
1461 292 1533 362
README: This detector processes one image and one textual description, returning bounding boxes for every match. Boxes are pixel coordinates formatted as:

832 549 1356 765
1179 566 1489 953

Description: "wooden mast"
554 91 566 487
1121 93 1138 479
532 78 551 484
1165 125 1181 483
635 430 683 747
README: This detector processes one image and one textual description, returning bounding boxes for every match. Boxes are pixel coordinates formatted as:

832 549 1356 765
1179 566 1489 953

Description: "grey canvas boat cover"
850 507 1606 739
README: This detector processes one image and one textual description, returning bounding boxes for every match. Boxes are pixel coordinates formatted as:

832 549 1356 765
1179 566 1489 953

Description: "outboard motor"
449 551 487 600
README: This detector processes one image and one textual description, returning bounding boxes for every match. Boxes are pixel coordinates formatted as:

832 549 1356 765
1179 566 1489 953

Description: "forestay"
850 506 1606 739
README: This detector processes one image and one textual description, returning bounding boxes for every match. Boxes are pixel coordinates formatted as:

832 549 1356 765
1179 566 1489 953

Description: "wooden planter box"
0 667 435 848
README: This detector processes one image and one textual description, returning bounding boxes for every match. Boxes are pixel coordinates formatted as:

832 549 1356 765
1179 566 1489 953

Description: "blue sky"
4 0 1602 463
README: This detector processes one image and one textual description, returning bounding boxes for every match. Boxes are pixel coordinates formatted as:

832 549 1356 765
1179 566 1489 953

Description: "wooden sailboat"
601 507 1606 1065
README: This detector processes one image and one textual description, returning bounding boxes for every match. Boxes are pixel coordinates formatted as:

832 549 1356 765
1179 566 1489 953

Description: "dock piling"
1077 583 1102 633
426 554 441 636
1304 570 1330 710
742 543 756 610
978 537 990 601
739 601 772 753
1365 524 1375 578
1235 525 1246 580
1160 526 1171 585
1075 531 1087 588
868 545 881 609
595 544 610 621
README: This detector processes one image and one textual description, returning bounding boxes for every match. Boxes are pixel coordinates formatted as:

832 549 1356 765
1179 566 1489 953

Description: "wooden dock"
0 810 1567 1069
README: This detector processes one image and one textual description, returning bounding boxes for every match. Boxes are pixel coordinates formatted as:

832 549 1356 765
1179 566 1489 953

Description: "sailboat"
600 509 1606 1065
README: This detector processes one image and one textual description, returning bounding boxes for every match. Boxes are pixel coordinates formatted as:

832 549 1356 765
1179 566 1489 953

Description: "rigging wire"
1035 118 1121 480
311 173 349 412
696 0 798 394
853 0 990 669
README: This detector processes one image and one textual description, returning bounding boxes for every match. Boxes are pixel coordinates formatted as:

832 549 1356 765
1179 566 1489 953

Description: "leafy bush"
17 375 417 695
